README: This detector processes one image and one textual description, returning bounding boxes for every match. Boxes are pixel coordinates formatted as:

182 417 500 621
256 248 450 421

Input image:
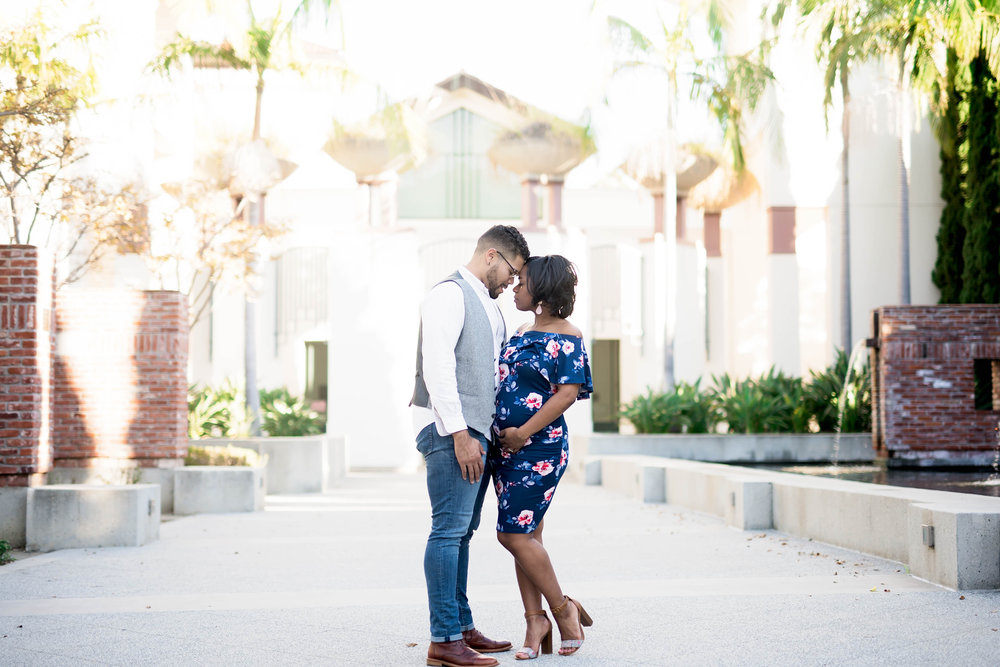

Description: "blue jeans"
416 424 491 642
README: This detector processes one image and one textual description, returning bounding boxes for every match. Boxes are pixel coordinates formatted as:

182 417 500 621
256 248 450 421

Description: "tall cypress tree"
932 49 967 303
960 52 1000 304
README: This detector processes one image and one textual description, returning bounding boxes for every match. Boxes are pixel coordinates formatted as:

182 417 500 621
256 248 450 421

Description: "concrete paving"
1 471 998 666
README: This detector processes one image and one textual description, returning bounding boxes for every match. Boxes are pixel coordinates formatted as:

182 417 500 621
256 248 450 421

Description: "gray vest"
411 271 502 436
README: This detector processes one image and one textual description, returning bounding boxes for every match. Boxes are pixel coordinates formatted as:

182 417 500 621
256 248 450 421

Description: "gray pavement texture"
1 472 999 666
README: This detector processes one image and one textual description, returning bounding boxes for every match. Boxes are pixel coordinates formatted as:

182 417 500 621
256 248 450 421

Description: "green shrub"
619 353 871 436
801 349 872 433
259 387 325 436
184 444 265 467
188 381 325 438
187 379 252 439
0 539 14 565
620 388 690 433
711 369 804 434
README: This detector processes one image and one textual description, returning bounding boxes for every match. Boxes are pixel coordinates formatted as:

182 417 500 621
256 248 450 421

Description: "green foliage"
259 387 325 436
188 380 324 438
185 444 264 467
960 52 1000 304
711 368 809 434
0 539 14 565
932 48 967 304
188 379 252 439
620 353 871 435
619 388 690 434
675 379 719 434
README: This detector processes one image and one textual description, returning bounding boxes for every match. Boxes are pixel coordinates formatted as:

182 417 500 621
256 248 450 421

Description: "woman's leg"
509 520 549 655
497 523 583 649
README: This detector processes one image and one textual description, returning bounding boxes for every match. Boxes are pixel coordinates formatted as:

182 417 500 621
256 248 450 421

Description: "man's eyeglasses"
496 249 518 276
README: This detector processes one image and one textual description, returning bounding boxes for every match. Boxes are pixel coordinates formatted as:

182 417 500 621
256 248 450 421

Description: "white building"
28 1 943 470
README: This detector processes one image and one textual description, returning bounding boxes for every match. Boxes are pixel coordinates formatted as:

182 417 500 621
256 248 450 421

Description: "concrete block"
724 476 773 530
771 479 915 563
583 457 602 486
640 463 667 503
173 466 265 515
255 436 347 494
138 468 176 515
48 464 179 515
26 485 160 552
663 462 733 517
597 456 670 503
908 502 1000 590
0 487 28 548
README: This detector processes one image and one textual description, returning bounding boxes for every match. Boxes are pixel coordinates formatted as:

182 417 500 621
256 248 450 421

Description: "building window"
305 341 328 413
275 247 328 344
397 109 520 219
973 359 1000 411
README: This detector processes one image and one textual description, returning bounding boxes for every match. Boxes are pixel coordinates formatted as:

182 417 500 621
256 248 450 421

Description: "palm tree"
152 0 343 434
607 1 774 389
866 0 1000 305
771 0 881 350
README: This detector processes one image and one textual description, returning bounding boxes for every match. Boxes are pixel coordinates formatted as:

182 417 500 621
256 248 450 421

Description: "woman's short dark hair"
525 255 577 318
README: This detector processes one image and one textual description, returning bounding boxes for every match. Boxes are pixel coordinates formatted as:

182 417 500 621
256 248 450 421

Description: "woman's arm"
498 383 580 452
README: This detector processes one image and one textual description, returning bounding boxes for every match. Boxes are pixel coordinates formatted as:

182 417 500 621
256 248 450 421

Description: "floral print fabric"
491 331 592 533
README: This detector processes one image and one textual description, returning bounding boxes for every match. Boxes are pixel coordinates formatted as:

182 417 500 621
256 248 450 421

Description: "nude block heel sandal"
515 610 553 660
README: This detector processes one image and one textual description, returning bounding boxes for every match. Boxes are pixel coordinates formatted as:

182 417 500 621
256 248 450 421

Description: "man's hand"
453 430 485 483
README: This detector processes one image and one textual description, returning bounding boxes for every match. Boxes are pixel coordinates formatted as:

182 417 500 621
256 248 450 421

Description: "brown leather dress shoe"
462 628 512 653
426 639 499 667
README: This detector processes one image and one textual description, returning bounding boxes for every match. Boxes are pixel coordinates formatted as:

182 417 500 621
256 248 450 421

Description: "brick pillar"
52 289 188 469
0 246 55 487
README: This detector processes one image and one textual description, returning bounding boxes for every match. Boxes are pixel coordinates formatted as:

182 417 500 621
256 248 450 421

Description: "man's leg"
419 425 485 642
456 429 491 630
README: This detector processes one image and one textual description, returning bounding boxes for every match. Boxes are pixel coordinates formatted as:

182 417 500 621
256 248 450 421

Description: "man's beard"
486 265 507 299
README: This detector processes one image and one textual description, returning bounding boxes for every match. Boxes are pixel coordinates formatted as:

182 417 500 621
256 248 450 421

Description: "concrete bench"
0 487 28 548
173 466 265 515
908 502 1000 590
254 436 346 494
26 484 160 552
589 454 1000 590
591 455 774 530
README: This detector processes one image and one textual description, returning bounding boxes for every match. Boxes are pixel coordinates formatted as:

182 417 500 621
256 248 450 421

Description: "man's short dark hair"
476 225 530 262
524 255 577 318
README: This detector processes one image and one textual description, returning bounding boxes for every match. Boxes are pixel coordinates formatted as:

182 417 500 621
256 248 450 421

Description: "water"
832 339 869 468
767 462 1000 498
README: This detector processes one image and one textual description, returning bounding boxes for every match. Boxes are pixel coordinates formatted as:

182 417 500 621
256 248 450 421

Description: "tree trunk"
840 69 852 350
244 74 266 436
663 71 678 391
897 57 911 305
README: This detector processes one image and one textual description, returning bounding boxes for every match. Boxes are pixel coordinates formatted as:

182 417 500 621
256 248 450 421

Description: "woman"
490 255 594 659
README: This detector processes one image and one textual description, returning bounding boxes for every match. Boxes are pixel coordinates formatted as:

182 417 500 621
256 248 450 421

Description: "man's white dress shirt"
413 266 506 437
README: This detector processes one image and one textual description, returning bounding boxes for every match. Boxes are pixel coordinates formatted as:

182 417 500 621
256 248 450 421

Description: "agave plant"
259 387 325 436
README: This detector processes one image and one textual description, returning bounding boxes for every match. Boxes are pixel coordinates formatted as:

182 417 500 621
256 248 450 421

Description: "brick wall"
872 306 1000 466
52 290 189 467
0 246 56 487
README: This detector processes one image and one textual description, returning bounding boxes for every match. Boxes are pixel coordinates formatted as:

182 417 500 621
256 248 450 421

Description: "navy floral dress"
490 330 592 533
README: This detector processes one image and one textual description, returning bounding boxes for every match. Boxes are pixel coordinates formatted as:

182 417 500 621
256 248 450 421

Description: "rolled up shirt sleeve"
420 281 467 435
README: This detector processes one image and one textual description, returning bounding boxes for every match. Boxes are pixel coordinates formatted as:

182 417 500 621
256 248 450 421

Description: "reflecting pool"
764 463 1000 498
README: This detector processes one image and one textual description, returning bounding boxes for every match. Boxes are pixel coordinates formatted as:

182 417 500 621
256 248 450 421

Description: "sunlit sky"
6 0 720 182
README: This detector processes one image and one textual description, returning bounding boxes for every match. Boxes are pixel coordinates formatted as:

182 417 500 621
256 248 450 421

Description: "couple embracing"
411 225 594 667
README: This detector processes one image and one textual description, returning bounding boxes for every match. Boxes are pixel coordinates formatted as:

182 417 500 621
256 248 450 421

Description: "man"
411 225 530 667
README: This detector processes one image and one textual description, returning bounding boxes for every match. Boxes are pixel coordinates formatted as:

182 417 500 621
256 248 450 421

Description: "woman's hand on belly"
498 426 529 453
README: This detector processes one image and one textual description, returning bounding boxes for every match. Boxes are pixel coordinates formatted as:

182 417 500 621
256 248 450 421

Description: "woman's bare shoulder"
555 319 583 338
